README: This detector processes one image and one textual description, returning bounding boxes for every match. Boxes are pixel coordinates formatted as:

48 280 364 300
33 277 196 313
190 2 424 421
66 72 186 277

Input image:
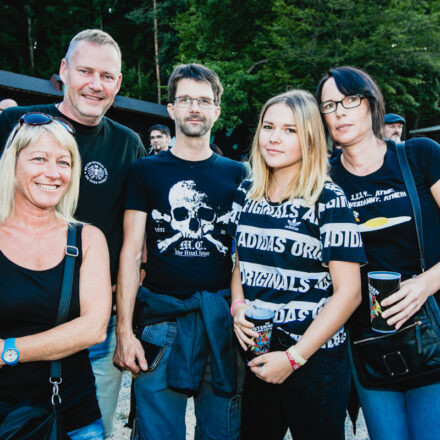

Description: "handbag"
350 141 440 390
0 224 79 439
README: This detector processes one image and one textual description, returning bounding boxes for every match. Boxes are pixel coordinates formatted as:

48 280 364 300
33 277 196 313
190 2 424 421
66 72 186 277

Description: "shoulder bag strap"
395 141 440 319
395 141 425 272
49 224 79 381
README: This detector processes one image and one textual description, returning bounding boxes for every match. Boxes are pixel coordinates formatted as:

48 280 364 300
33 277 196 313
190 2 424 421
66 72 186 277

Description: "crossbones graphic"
152 180 230 254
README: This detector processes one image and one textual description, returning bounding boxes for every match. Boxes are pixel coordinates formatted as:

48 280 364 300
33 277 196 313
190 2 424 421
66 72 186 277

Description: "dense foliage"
1 0 439 131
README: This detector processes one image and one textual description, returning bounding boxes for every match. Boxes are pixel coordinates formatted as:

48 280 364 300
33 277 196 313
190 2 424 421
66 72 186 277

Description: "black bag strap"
394 141 440 320
395 141 425 272
49 224 79 382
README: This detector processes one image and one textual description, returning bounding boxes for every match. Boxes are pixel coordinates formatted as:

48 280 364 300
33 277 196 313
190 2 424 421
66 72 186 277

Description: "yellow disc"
364 217 388 228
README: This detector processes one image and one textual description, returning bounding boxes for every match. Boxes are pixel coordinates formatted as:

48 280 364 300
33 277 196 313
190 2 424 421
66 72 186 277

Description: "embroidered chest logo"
285 219 301 231
84 161 108 184
151 180 230 257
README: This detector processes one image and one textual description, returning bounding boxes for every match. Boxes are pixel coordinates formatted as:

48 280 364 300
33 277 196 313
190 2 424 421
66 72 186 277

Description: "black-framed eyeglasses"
319 94 366 114
10 112 75 145
173 96 216 109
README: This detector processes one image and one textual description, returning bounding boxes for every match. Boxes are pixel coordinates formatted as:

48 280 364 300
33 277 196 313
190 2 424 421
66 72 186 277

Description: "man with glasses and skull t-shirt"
114 64 246 440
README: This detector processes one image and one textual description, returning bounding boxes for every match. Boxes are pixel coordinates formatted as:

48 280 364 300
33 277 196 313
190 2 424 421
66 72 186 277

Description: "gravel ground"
110 371 370 440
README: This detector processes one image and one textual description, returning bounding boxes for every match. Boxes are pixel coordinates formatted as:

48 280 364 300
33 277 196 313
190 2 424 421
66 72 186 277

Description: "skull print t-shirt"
125 150 247 295
228 179 366 350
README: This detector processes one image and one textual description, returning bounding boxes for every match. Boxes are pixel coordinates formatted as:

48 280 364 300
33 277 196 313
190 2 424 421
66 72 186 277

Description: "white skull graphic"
169 181 215 239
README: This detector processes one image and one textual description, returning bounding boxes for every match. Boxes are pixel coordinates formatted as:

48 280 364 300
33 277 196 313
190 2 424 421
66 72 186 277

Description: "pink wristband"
286 350 302 371
230 300 246 317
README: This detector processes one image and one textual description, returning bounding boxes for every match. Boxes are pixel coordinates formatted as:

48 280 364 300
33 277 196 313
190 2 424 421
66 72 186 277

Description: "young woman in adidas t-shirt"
229 90 366 440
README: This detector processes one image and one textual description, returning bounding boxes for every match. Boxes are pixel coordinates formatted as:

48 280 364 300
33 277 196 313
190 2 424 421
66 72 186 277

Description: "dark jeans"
241 344 350 440
134 321 241 440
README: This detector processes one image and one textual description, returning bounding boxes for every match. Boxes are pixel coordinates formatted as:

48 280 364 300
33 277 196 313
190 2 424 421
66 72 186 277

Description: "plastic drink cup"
368 271 401 333
245 308 275 360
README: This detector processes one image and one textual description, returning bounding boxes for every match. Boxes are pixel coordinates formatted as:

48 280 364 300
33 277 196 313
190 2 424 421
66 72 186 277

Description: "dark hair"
148 124 170 138
316 66 385 139
167 64 224 105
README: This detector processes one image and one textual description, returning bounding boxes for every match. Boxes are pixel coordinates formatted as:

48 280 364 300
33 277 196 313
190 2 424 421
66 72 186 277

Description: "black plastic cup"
368 271 401 333
245 308 275 360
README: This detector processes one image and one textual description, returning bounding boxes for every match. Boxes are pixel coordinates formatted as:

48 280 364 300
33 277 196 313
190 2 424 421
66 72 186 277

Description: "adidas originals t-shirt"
228 180 366 349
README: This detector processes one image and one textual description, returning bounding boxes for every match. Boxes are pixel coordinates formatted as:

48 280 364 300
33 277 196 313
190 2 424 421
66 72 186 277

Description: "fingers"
234 323 255 348
233 327 249 351
248 353 268 368
135 343 148 372
248 352 292 384
381 280 427 324
381 288 406 307
113 337 148 374
233 304 255 329
386 302 419 329
238 317 256 330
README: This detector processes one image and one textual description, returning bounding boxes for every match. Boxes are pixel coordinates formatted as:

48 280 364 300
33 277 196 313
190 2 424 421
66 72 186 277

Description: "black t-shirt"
330 138 440 322
0 104 146 283
0 227 100 432
125 150 247 295
228 179 366 349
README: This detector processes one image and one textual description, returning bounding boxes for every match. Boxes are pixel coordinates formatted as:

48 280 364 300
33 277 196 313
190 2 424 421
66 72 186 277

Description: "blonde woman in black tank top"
0 115 111 439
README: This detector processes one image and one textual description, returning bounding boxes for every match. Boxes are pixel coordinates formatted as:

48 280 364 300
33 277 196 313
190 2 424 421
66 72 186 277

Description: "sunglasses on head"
19 112 75 135
9 112 75 145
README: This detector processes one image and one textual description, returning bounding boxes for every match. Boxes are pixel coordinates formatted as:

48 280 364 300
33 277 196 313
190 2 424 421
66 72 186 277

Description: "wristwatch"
2 338 19 366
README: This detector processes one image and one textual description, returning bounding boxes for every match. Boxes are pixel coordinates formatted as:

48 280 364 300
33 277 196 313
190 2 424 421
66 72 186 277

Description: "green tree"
1 0 439 131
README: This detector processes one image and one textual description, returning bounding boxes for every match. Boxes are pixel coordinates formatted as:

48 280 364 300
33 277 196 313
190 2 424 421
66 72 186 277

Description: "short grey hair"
64 29 121 72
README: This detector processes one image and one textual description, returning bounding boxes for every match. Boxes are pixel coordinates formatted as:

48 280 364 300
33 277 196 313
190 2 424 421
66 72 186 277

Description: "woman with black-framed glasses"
0 114 111 439
317 67 440 440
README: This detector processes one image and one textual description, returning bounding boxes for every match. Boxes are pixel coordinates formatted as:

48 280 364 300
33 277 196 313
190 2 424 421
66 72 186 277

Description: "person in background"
0 29 146 438
317 65 440 440
0 99 18 112
383 113 405 142
114 63 246 440
229 89 365 440
148 124 171 154
0 114 111 439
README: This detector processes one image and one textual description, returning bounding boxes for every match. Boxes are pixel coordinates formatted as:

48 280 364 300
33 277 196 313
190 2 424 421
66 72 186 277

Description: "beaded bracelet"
287 345 307 366
230 300 246 317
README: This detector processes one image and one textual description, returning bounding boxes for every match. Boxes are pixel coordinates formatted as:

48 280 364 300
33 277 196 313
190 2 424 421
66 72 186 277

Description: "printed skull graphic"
151 180 230 255
169 181 215 238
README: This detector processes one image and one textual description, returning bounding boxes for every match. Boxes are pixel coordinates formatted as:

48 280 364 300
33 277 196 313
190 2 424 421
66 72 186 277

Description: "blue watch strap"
2 338 19 365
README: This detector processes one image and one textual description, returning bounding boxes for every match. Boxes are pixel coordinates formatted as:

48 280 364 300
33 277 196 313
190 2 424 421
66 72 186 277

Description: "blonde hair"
248 89 330 205
65 29 121 72
0 120 82 224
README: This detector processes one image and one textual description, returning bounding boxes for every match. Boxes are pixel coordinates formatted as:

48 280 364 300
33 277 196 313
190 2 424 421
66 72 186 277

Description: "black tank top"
0 225 101 432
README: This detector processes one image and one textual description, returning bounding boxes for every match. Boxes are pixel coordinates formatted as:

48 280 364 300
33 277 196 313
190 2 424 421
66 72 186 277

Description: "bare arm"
113 209 148 374
0 225 112 365
381 179 440 329
249 260 361 384
231 252 257 350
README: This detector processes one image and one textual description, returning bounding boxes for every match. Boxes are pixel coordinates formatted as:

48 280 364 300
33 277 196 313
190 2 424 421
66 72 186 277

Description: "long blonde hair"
0 120 81 223
248 89 329 204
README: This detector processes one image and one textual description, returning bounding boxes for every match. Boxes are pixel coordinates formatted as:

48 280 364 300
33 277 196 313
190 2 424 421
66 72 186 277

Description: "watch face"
3 349 18 363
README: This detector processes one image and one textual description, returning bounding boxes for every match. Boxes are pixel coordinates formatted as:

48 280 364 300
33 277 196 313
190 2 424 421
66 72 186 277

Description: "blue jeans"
350 347 440 440
89 315 122 438
68 418 105 440
134 321 241 440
